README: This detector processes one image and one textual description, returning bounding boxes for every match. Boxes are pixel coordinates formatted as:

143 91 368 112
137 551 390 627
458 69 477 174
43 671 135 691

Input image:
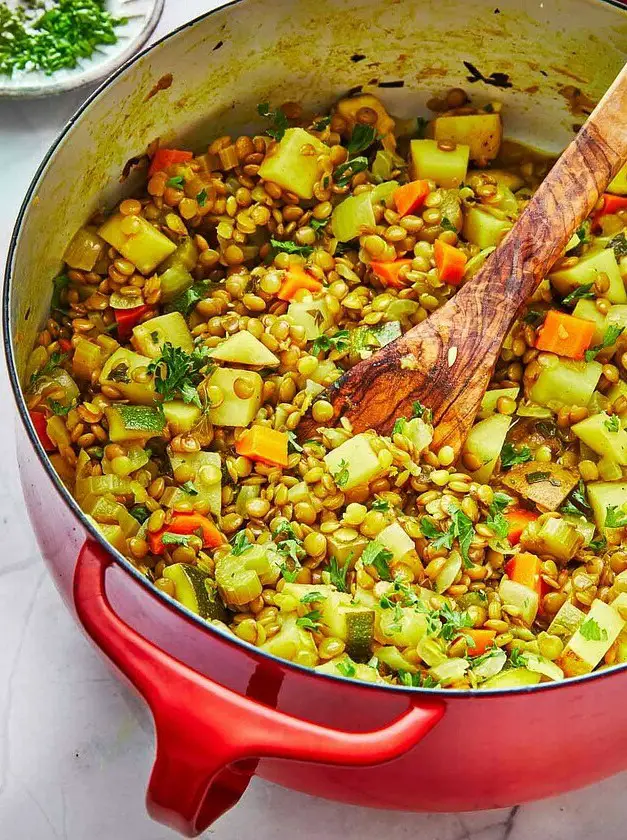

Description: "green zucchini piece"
332 191 376 242
105 404 165 442
165 449 222 516
547 600 586 641
462 413 511 483
429 657 469 686
481 668 541 689
499 578 539 625
529 358 602 410
550 248 627 305
164 563 227 622
520 516 583 562
321 592 375 662
159 263 194 303
572 412 627 464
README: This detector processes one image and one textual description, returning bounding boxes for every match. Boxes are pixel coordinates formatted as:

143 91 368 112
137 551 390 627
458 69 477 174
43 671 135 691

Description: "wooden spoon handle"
469 62 627 312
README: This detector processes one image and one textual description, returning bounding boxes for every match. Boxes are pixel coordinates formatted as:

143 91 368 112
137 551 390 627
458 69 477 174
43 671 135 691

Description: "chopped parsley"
310 216 330 234
411 400 432 422
523 309 545 326
107 362 131 383
420 516 453 551
562 283 594 306
371 498 390 512
420 508 475 567
301 591 327 605
438 602 474 641
579 617 608 642
585 325 624 361
312 329 350 355
509 647 527 668
47 398 71 416
609 231 627 258
500 442 532 468
486 492 512 540
196 189 208 207
333 156 369 187
362 540 393 581
336 660 356 677
346 123 379 156
440 216 457 232
257 102 289 141
333 459 350 488
313 115 331 131
180 480 199 496
166 175 185 190
280 562 301 583
605 505 627 529
161 533 192 547
296 610 322 631
327 556 349 592
604 414 620 433
147 343 211 408
29 351 67 388
589 536 608 552
129 505 150 524
51 274 70 314
230 531 254 555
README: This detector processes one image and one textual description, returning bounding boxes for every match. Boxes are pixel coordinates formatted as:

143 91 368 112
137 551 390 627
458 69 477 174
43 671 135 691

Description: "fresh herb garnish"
486 491 512 539
450 507 475 567
411 400 432 422
327 556 349 592
605 505 627 529
572 480 591 511
333 156 369 187
166 176 185 190
180 481 198 496
523 309 545 326
230 532 254 555
257 102 289 141
147 343 211 408
129 505 150 524
280 562 301 583
420 516 453 551
269 238 314 257
333 459 350 488
51 274 70 313
579 617 608 642
336 660 356 677
509 647 527 668
604 414 620 433
287 430 303 453
440 216 457 232
562 283 594 306
301 591 327 605
107 362 131 383
589 536 608 552
196 189 208 207
29 351 67 388
371 498 390 512
296 610 322 631
500 442 532 468
438 602 474 641
310 216 329 234
161 533 192 547
312 329 350 355
585 325 624 361
362 540 393 581
609 231 627 258
47 398 71 416
346 124 378 156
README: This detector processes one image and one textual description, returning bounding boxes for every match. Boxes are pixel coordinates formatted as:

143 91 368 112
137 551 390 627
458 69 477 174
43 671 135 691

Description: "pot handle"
74 541 445 837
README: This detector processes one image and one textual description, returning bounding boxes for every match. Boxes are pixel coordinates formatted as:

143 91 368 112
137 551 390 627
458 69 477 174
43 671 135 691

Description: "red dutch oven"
4 0 627 835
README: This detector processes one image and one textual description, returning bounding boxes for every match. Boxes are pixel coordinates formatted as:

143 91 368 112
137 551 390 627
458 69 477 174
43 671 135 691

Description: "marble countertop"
0 2 625 836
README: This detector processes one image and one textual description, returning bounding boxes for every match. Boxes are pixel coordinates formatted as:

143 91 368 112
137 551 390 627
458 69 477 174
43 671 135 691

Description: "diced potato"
550 248 627 305
499 577 539 625
287 297 333 341
529 358 602 410
562 514 597 546
522 654 564 682
410 139 469 187
64 227 104 271
377 522 415 562
462 413 511 483
463 205 512 249
572 299 606 345
166 449 221 516
502 461 579 511
315 656 385 683
323 433 384 491
132 311 194 358
99 347 157 405
332 191 377 242
416 635 448 667
95 523 128 555
72 337 101 381
262 615 319 665
210 331 279 367
572 412 627 464
162 400 202 434
558 598 626 677
203 368 262 427
587 481 627 531
608 161 627 195
547 601 586 640
258 127 329 200
471 169 525 191
433 114 502 161
98 213 176 275
478 387 519 419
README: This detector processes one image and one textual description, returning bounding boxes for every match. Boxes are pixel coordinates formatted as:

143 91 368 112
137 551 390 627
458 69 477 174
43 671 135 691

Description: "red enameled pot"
5 0 627 835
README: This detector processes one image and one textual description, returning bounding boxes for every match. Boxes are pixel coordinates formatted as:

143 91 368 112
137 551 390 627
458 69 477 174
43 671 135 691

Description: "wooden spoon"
298 64 627 455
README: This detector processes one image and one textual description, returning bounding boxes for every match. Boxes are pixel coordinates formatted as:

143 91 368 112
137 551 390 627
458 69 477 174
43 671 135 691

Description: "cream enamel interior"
7 0 627 376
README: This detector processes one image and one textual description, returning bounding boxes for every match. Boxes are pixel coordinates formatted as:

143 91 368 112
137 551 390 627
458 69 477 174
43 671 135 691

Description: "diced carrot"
277 267 323 301
534 310 595 360
593 193 627 230
393 180 430 217
370 259 413 289
29 410 55 452
148 148 194 177
505 551 542 596
149 512 226 556
505 508 538 545
434 239 468 286
236 425 289 467
114 305 153 341
465 629 497 657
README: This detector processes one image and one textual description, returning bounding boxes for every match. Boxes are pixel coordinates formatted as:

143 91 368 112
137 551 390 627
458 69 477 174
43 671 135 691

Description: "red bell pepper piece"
148 148 194 177
149 513 226 556
58 338 73 353
114 305 153 341
593 193 627 230
29 410 55 452
504 508 539 545
434 239 467 286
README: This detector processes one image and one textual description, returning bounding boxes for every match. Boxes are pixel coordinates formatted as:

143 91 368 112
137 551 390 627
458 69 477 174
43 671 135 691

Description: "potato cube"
98 213 176 275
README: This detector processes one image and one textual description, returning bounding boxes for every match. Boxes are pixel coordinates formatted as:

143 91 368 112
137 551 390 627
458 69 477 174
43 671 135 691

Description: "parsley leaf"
333 156 369 187
161 532 192 547
129 505 150 524
296 610 322 631
287 430 303 453
51 274 70 313
585 325 624 361
604 414 620 433
47 398 71 416
336 660 356 677
371 498 390 512
310 216 330 234
486 491 512 540
147 343 211 408
605 505 627 529
523 309 545 326
29 351 67 388
196 189 208 207
180 480 198 496
589 536 608 552
450 507 475 567
277 539 305 564
562 282 594 306
257 102 289 141
280 562 302 583
580 617 608 641
311 329 350 355
411 400 432 422
420 517 454 551
270 238 314 257
438 602 474 641
166 175 185 189
230 531 254 555
346 124 378 156
572 479 591 511
301 591 327 605
362 540 393 581
440 216 457 232
500 442 532 468
327 556 349 592
509 647 527 668
333 459 350 488
609 231 627 258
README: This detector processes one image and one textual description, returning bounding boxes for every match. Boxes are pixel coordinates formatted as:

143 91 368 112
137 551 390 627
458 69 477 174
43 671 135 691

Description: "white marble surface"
0 2 626 837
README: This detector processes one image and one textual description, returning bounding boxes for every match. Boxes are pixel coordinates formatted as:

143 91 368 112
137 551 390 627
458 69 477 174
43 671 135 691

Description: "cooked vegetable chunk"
410 139 469 187
98 213 176 275
432 113 502 161
258 127 329 199
502 461 579 511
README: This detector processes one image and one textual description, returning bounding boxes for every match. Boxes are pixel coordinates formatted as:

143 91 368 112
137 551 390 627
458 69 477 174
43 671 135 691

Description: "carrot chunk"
277 267 323 301
534 310 595 360
148 148 193 176
370 259 413 289
236 425 289 467
149 513 225 555
465 629 497 657
434 239 467 286
593 193 627 230
504 509 539 545
505 552 542 596
393 180 430 217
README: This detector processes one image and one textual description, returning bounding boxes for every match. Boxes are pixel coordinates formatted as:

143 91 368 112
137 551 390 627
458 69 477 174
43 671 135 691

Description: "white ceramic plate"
0 0 164 98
